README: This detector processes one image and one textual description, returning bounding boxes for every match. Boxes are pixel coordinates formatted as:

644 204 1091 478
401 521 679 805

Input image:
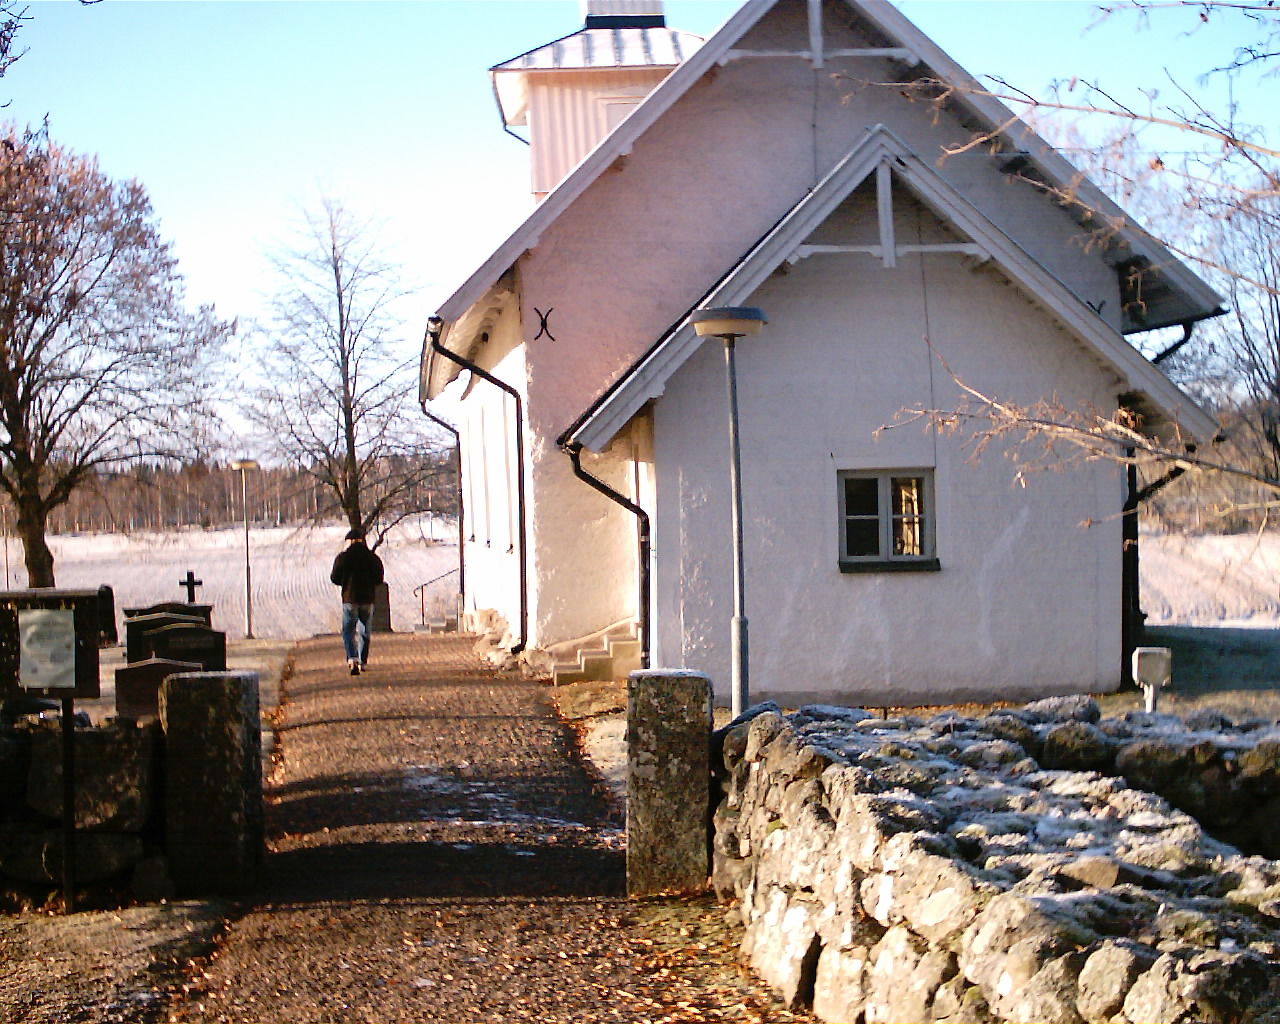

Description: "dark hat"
345 528 365 541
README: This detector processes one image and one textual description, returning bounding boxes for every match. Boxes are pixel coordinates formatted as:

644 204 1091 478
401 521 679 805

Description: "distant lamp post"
230 459 259 639
690 306 767 718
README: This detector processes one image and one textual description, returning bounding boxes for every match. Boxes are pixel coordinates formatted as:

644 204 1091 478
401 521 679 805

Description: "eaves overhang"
420 269 518 402
561 125 1219 454
851 1 1226 333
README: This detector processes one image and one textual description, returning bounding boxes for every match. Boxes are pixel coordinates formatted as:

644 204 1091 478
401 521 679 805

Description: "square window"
837 470 938 572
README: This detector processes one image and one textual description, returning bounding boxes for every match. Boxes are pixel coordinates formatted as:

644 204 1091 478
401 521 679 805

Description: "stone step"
607 637 642 675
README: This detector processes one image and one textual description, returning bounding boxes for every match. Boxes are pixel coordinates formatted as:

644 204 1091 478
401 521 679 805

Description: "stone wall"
0 671 262 903
711 696 1280 1023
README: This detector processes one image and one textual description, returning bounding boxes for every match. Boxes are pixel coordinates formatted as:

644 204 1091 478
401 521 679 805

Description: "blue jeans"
341 603 374 664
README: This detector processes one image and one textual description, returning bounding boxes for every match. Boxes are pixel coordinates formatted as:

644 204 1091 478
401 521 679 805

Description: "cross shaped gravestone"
179 570 203 603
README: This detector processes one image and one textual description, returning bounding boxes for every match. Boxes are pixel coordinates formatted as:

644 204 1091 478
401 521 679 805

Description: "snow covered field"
1140 530 1280 627
1 523 1275 642
5 518 461 640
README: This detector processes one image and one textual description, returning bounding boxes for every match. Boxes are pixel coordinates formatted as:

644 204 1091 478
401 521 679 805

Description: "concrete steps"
552 625 642 686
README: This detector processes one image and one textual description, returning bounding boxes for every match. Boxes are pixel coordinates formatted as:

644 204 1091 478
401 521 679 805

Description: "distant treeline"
10 456 456 536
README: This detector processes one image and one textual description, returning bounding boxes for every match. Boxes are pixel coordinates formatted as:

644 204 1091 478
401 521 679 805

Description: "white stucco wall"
652 221 1127 705
455 305 528 643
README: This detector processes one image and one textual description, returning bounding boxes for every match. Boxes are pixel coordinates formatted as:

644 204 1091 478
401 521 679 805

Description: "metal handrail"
413 568 460 626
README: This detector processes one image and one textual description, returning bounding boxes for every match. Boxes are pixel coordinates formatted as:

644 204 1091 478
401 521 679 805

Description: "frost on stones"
711 697 1280 1022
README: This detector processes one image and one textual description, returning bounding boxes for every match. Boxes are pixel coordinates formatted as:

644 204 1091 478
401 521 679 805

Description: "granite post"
626 669 712 896
160 671 262 896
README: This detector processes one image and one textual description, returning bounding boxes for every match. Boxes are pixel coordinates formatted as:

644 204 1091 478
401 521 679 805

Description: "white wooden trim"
568 126 1218 452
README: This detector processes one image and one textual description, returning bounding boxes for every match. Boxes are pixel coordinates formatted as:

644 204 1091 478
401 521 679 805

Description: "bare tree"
245 199 449 548
846 2 1280 521
0 4 26 85
0 125 228 585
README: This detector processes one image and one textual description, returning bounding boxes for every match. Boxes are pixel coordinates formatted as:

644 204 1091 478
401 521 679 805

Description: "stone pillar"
160 671 262 896
626 669 712 896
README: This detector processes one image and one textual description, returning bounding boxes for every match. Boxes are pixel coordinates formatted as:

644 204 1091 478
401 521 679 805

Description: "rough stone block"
744 887 822 1010
161 671 262 897
1006 953 1085 1024
27 720 157 831
0 822 143 883
625 669 711 896
1077 940 1157 1022
812 943 871 1022
1122 949 1269 1024
1040 721 1114 772
0 729 29 812
863 924 954 1024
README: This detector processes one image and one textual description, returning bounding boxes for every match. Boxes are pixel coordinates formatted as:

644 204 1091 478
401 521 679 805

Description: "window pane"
893 517 923 556
844 477 879 517
891 477 926 556
892 477 923 517
845 518 880 557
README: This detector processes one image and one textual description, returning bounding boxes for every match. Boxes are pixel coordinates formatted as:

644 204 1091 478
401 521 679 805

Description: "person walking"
330 528 385 675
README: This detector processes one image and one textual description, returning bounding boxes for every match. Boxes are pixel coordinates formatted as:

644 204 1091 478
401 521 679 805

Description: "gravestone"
372 581 392 632
114 657 202 719
123 602 213 627
139 623 226 672
97 585 117 646
125 613 207 663
161 670 262 896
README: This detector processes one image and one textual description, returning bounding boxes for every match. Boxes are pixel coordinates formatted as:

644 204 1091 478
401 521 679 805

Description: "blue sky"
6 0 1266 349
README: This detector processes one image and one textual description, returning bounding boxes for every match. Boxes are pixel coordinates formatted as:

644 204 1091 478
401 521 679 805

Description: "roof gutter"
561 440 650 670
426 316 528 656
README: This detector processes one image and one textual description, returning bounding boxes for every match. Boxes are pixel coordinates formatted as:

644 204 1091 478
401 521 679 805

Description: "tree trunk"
16 496 54 587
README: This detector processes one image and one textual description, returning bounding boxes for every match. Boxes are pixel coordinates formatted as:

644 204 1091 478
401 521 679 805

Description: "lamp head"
690 306 767 339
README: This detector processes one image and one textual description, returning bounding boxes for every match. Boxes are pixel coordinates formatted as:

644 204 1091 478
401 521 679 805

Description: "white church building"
420 0 1221 707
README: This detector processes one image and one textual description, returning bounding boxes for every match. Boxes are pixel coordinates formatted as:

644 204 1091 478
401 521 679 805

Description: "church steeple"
490 0 703 200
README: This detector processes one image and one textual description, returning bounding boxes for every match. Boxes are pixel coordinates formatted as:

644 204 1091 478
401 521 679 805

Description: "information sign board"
0 590 101 699
19 608 76 689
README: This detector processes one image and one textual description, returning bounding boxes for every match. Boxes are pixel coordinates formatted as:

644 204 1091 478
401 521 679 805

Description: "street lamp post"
690 306 767 718
230 459 259 639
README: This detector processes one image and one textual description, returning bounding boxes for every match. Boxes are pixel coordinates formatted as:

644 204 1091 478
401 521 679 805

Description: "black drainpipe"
1121 452 1188 687
426 316 527 655
563 441 651 670
418 405 466 626
1121 453 1141 687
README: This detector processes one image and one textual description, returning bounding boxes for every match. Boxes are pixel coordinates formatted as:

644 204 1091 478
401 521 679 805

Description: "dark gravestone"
372 581 392 633
125 613 206 664
97 585 117 646
161 671 262 896
123 603 213 627
140 624 226 672
115 657 202 719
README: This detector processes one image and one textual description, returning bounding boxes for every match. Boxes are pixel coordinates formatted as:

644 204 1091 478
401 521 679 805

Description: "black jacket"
330 542 385 604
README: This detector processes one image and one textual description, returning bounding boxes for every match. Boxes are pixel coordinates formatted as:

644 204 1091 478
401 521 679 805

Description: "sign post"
0 590 100 913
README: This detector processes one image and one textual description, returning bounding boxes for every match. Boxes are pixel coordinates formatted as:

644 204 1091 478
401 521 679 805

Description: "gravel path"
168 633 811 1024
